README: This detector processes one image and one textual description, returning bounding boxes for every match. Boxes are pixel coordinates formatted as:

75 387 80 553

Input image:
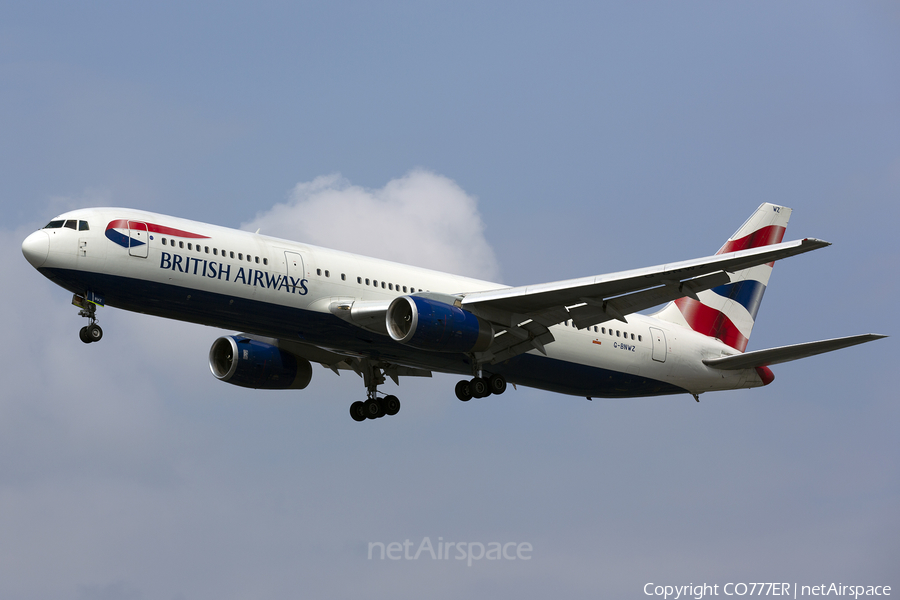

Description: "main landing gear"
454 373 507 402
74 294 103 344
347 362 508 421
349 361 401 422
349 395 401 422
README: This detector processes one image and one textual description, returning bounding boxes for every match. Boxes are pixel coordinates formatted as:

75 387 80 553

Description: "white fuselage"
23 207 768 399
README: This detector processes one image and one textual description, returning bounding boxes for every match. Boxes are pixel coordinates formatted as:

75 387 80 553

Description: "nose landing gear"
79 323 103 343
73 294 103 344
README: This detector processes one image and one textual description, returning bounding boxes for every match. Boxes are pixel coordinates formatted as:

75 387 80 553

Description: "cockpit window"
42 219 89 230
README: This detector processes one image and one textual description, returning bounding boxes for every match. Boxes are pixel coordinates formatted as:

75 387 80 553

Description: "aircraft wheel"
455 380 472 402
488 374 507 395
79 326 92 344
87 324 103 342
350 401 367 422
383 395 401 416
471 377 490 398
364 399 384 419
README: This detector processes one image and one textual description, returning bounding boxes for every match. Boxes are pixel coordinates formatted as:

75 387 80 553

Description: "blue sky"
2 2 898 599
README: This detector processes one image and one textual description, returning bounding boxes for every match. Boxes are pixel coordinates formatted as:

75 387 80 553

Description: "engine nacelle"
209 336 313 390
386 295 493 353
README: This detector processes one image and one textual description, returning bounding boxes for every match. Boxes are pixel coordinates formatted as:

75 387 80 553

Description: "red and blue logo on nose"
105 219 209 248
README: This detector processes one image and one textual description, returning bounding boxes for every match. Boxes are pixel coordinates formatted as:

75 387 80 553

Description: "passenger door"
127 221 149 258
284 251 305 293
649 327 667 363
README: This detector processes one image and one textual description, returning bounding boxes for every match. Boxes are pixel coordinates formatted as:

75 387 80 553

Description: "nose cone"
22 230 50 268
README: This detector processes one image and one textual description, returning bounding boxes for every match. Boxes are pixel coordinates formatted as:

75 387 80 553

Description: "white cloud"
241 170 501 281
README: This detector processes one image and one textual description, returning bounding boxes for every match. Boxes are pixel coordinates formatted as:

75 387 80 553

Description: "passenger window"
365 278 370 285
263 258 268 265
341 273 345 280
403 286 407 293
638 335 642 342
357 277 362 284
179 241 184 249
78 221 90 231
616 331 620 337
388 283 393 290
316 269 321 276
602 327 605 334
188 243 193 250
64 220 77 230
631 334 635 340
238 253 243 260
44 220 65 228
325 270 330 277
205 246 210 253
255 257 260 264
381 282 386 289
162 238 167 246
229 251 234 258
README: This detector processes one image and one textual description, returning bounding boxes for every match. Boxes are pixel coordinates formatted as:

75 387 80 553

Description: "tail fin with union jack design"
652 203 791 352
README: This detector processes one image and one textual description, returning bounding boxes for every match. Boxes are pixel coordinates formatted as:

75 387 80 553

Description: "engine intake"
209 336 313 390
387 295 493 353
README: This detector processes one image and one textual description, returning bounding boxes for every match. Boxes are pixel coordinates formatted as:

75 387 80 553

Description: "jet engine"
209 336 313 390
386 295 493 353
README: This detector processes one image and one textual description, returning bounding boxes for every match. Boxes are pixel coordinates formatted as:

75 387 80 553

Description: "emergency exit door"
649 327 667 363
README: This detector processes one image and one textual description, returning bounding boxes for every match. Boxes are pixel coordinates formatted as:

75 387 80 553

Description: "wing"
701 334 887 370
461 238 831 363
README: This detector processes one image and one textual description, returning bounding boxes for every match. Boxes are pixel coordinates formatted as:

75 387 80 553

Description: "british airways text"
159 252 308 295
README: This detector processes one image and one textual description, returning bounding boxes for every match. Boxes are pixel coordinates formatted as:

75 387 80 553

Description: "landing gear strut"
74 294 103 344
349 361 401 422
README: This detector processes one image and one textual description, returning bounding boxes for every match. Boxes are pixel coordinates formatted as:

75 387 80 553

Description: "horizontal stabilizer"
702 333 887 370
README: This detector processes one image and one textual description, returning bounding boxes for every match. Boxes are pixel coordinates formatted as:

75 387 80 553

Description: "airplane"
21 202 885 421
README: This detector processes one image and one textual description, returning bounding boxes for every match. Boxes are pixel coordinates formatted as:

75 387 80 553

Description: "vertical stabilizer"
652 203 792 352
